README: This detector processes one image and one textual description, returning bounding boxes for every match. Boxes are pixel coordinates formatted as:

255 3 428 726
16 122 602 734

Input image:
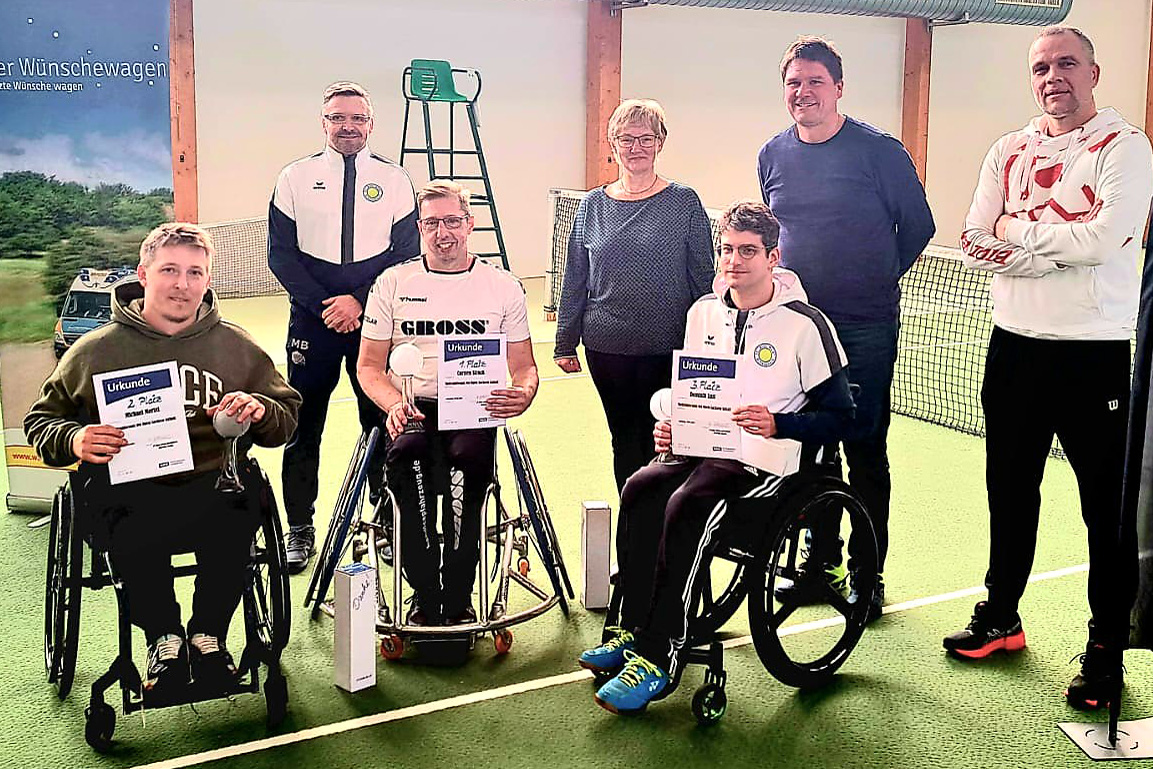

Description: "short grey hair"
322 81 373 114
1034 25 1096 65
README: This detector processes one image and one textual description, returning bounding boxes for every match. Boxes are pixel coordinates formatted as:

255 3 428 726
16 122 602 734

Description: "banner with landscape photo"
0 0 172 510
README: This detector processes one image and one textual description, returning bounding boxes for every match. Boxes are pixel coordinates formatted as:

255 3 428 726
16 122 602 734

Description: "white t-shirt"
362 256 531 399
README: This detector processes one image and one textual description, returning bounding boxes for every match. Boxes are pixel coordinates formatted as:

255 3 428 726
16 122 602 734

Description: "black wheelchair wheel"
45 484 83 699
691 683 727 725
748 480 877 690
246 477 291 657
305 428 378 619
44 488 64 682
84 701 116 753
503 429 572 615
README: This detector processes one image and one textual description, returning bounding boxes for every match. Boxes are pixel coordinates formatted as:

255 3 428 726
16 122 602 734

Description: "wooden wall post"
901 17 932 183
170 0 198 222
586 0 622 189
1146 4 1153 137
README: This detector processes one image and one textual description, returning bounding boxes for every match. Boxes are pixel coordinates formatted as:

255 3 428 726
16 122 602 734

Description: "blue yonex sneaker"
578 627 635 674
594 650 668 713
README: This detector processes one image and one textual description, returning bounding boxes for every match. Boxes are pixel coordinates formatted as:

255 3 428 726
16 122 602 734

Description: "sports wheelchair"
43 459 290 752
305 426 573 660
601 447 878 725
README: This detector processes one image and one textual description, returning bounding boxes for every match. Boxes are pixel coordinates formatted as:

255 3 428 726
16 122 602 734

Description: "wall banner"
0 0 173 511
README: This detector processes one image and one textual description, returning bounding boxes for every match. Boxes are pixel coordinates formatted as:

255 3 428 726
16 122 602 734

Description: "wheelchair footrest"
124 674 261 713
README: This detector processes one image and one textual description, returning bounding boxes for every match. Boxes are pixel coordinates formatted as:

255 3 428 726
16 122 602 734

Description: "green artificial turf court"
3 277 1152 768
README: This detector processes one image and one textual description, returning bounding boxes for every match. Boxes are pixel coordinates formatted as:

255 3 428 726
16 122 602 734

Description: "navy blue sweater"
757 117 935 325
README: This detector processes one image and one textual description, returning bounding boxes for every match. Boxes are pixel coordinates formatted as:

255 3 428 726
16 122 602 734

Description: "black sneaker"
449 605 478 626
775 561 849 605
849 573 885 624
1065 641 1123 710
144 633 190 692
189 633 238 688
405 594 440 626
943 601 1026 659
285 525 315 575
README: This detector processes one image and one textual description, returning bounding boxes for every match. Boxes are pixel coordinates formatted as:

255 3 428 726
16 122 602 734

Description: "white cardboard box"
334 562 377 692
582 501 612 609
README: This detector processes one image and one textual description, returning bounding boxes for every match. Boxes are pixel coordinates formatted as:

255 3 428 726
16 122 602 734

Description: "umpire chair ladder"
400 59 510 271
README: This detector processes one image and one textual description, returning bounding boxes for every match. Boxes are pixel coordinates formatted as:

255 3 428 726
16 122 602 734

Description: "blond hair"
139 222 215 273
606 98 668 143
417 180 472 216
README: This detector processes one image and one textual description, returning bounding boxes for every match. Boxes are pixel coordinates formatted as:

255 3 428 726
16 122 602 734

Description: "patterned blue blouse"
554 182 715 358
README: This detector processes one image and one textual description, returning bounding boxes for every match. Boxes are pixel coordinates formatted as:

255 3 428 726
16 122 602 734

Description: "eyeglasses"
717 244 768 259
324 113 371 125
418 215 470 232
613 134 659 149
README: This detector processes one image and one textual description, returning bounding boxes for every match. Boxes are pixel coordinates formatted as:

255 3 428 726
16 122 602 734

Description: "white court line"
131 561 1088 769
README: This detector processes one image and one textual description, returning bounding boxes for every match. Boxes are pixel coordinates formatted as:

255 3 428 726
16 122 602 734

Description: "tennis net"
546 188 1043 454
202 217 283 299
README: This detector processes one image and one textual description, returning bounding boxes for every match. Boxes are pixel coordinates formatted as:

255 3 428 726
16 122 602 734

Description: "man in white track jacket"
948 25 1153 713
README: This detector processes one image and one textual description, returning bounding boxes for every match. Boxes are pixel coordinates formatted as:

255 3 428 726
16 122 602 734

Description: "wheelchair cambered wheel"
748 480 878 690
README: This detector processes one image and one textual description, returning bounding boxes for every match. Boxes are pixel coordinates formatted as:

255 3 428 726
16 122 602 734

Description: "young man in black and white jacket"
578 200 855 714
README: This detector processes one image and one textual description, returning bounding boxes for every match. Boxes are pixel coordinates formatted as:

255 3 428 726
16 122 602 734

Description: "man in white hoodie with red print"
947 25 1153 712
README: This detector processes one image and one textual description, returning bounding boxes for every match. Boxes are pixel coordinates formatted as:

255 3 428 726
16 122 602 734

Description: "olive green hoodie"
25 280 301 475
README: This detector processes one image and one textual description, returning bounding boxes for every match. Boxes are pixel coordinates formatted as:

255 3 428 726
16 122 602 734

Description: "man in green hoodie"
25 222 301 695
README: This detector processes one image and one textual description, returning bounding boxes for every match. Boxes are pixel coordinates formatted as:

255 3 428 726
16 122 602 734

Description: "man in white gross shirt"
948 25 1153 712
357 181 539 627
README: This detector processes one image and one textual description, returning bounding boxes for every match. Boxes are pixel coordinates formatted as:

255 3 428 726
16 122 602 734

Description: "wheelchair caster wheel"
380 634 405 661
494 629 514 655
265 672 289 728
691 684 727 725
84 702 116 752
517 558 530 576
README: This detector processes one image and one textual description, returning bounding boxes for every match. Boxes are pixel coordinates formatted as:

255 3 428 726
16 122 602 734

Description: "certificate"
671 352 742 460
437 335 508 431
93 361 193 485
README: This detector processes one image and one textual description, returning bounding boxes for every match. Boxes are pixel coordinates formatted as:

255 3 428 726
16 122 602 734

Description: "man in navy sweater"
757 36 935 620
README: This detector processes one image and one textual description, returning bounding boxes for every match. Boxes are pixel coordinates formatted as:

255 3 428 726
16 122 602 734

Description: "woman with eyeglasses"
554 99 715 494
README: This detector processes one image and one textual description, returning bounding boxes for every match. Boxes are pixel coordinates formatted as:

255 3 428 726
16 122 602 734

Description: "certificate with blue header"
437 335 508 431
92 360 193 485
671 352 742 460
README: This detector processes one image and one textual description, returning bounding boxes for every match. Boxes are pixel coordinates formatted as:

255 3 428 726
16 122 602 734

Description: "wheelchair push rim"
44 483 83 699
245 475 291 656
503 428 573 615
306 427 379 619
748 481 878 690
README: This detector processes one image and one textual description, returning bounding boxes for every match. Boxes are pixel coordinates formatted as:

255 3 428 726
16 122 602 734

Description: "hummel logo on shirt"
312 181 326 190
